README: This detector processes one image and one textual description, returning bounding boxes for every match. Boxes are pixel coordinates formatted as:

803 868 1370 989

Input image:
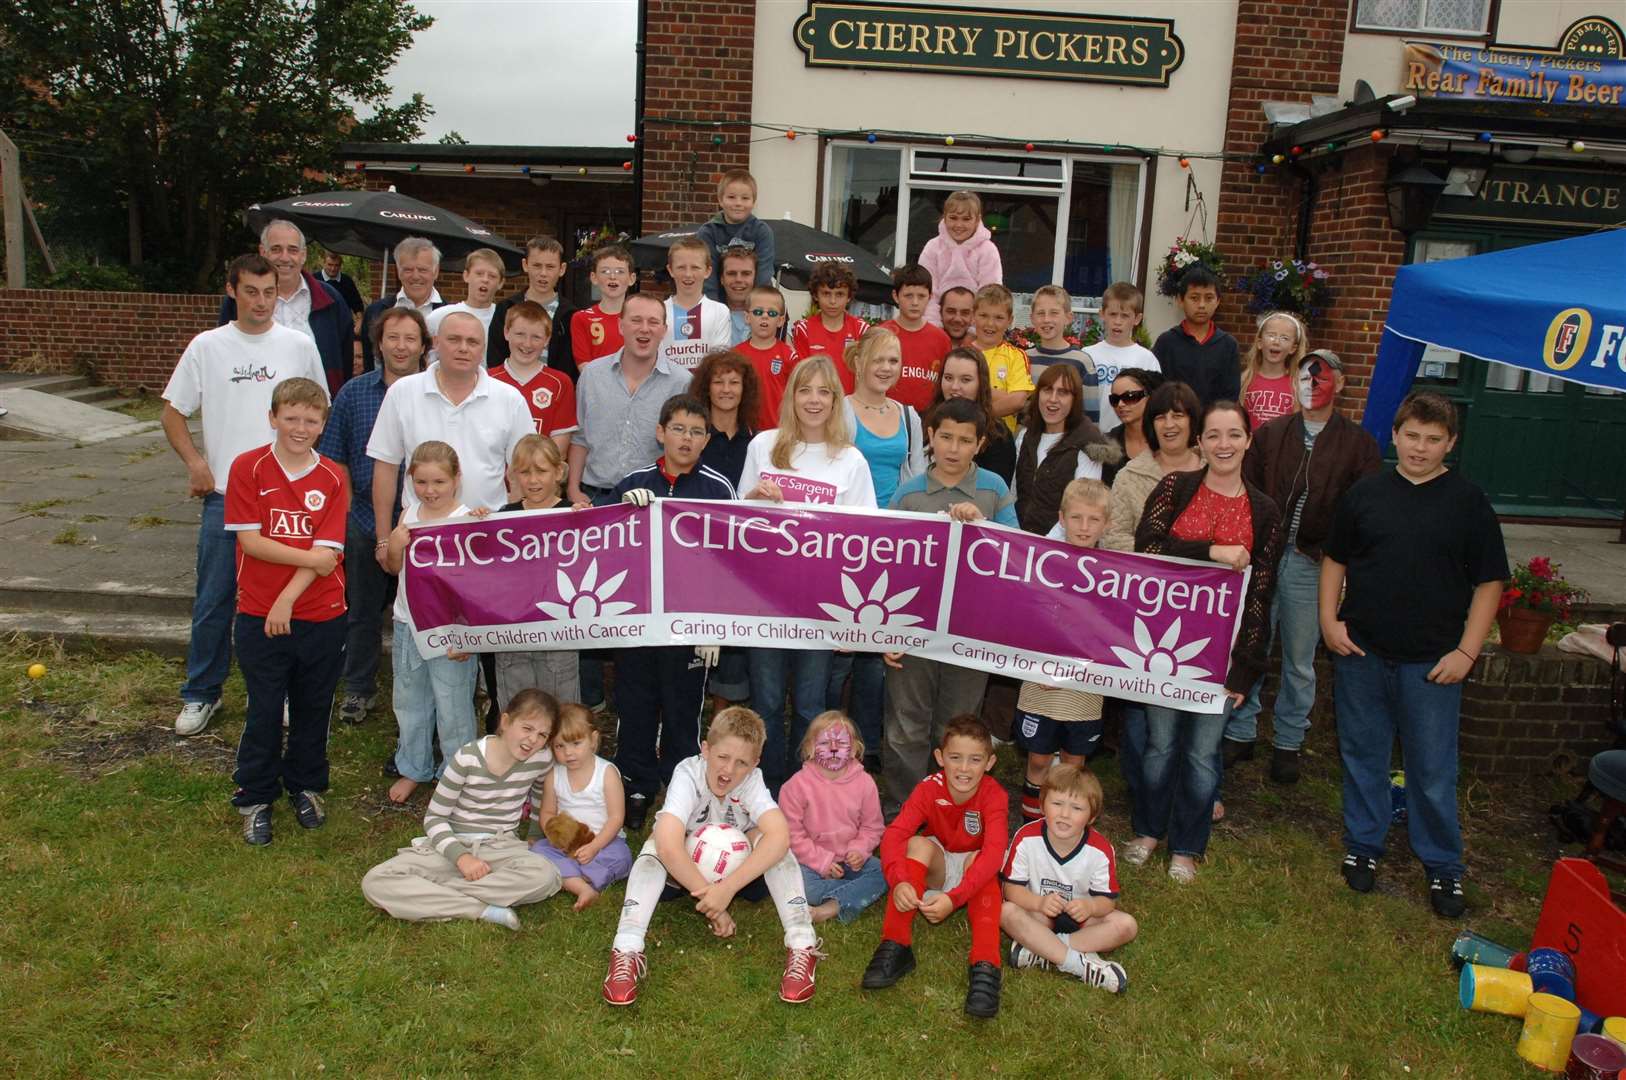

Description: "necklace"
857 398 891 413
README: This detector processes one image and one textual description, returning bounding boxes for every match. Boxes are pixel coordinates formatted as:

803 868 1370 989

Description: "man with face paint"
1228 349 1380 783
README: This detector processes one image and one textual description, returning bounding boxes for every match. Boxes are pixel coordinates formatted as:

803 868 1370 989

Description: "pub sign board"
1433 166 1625 231
1404 15 1626 107
793 1 1185 86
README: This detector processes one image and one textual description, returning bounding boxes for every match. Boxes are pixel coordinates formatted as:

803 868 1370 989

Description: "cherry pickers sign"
792 1 1184 86
403 501 1247 713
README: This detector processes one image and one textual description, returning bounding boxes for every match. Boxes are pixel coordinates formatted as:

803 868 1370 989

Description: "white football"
688 823 752 883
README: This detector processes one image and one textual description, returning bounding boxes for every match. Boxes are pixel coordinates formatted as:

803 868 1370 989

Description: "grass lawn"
0 635 1592 1078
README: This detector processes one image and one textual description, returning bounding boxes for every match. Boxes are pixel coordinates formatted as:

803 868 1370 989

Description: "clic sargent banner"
403 500 1250 713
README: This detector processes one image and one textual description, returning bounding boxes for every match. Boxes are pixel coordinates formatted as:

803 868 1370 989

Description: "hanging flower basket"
1235 258 1333 323
1155 237 1226 298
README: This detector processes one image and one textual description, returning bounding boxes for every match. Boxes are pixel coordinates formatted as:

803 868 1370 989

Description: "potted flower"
1156 237 1226 298
1497 556 1587 653
1235 258 1332 323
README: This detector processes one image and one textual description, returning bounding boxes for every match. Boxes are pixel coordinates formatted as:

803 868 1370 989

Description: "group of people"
155 166 1508 1018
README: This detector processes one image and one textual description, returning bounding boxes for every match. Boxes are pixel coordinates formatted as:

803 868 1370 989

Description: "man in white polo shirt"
163 253 329 737
366 310 533 521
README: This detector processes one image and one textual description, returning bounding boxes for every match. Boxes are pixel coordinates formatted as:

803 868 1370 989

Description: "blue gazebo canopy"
1364 229 1626 443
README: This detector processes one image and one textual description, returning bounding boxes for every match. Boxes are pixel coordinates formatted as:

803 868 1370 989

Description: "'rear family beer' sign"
1404 15 1625 107
793 1 1184 86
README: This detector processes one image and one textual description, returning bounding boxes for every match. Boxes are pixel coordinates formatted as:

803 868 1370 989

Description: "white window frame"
820 139 1147 321
1352 0 1491 36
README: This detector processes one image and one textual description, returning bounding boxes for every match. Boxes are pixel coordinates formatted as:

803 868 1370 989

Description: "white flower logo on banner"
818 570 923 627
1110 616 1211 679
535 559 635 620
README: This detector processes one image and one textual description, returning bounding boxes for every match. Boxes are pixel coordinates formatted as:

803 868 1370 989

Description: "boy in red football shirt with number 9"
862 715 1007 1018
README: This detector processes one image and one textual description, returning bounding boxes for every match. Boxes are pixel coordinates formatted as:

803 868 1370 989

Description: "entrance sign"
1432 166 1625 231
403 500 1248 713
793 1 1185 86
1404 16 1626 107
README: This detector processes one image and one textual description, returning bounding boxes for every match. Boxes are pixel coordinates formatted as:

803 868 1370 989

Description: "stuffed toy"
543 811 595 855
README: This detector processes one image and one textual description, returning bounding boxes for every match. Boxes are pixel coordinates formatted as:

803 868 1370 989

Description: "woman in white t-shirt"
739 355 876 793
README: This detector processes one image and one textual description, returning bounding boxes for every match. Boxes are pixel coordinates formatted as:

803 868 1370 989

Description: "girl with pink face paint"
776 710 888 925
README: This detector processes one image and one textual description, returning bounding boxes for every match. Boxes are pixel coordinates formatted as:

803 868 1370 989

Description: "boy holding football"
603 706 823 1006
862 715 1008 1018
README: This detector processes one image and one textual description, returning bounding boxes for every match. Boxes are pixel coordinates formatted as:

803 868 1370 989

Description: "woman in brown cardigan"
1120 400 1282 884
1012 364 1123 534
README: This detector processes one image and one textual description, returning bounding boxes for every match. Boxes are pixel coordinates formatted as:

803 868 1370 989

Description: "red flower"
1527 556 1554 579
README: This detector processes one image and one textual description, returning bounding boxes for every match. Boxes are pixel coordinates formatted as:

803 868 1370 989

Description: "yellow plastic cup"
1459 963 1533 1016
1602 1015 1626 1048
1516 992 1581 1072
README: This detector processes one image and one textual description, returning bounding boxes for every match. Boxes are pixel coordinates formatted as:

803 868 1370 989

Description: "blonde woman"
739 355 876 793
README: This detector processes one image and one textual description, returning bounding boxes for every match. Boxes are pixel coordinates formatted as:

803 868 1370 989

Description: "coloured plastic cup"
1451 929 1518 969
1580 1007 1605 1035
1460 964 1534 1016
1527 948 1579 1001
1603 1017 1626 1049
1518 992 1582 1072
1565 1033 1626 1079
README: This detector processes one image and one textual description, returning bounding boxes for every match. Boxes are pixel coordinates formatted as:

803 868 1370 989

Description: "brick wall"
1215 0 1409 421
0 288 217 391
639 1 756 232
1459 647 1619 778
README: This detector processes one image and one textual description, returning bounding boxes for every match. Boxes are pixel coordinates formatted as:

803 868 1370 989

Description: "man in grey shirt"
567 292 687 501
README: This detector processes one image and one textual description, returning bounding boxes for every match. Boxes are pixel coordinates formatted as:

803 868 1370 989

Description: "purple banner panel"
403 504 655 656
661 500 951 655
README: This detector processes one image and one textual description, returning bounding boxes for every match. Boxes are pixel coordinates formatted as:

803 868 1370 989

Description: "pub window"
822 141 1145 319
1354 0 1490 35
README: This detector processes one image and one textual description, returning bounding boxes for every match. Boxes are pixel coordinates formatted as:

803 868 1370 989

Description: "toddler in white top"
531 703 632 909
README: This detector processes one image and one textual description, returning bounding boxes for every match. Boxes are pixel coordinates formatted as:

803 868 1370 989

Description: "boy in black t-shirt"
1151 265 1239 407
1319 392 1506 918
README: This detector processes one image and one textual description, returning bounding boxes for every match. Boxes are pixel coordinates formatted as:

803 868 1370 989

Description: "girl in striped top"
361 690 564 929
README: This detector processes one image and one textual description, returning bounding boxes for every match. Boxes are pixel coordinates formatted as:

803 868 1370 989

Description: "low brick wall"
1460 645 1618 778
0 288 219 393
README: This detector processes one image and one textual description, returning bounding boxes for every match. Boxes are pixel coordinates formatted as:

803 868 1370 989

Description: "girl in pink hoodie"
779 710 887 924
919 191 1004 327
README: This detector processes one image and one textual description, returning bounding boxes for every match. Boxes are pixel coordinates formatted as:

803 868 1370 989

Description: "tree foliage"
0 0 434 291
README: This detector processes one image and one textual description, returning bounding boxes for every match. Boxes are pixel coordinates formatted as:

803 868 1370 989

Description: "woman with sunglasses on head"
1101 368 1164 486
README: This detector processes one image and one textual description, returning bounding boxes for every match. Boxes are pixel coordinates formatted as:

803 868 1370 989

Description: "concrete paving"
3 424 1626 652
0 385 157 444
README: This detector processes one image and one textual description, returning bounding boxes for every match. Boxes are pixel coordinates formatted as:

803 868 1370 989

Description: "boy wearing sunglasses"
1084 282 1159 435
740 285 797 429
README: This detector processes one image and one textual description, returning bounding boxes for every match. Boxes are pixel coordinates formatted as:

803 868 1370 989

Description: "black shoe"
240 804 272 846
1269 747 1301 784
1429 874 1466 918
1341 853 1377 893
624 794 649 833
290 790 326 830
860 940 916 989
964 961 1002 1018
1221 738 1255 768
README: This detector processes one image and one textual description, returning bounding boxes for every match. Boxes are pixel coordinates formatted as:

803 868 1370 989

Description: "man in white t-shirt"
366 310 532 521
604 708 821 1007
1083 284 1160 435
163 254 329 737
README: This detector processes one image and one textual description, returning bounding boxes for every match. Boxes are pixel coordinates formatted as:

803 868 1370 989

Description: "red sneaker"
779 941 825 1004
602 949 646 1006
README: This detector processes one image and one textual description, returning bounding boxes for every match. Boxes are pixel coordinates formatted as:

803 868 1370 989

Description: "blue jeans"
1117 702 1148 803
748 648 831 793
800 857 887 923
1334 645 1465 877
181 493 236 704
391 620 478 783
1132 702 1231 857
1227 549 1319 751
825 652 885 761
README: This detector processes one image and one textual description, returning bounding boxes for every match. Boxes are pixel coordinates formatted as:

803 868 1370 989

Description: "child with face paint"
777 710 888 925
1239 311 1307 431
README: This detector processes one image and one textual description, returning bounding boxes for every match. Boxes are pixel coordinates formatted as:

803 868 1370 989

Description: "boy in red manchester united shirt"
224 377 350 846
862 715 1008 1018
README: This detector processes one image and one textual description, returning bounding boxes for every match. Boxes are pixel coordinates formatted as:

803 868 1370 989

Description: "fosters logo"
1543 306 1626 373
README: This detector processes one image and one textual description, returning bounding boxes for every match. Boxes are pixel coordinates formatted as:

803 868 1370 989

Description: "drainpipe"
632 0 647 238
1289 163 1317 262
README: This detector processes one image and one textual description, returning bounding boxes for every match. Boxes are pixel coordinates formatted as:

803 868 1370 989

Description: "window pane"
1063 162 1140 304
1484 362 1523 391
1424 0 1487 31
1355 0 1421 29
911 153 1064 184
1411 237 1477 383
1356 0 1486 31
826 145 902 265
904 188 1059 295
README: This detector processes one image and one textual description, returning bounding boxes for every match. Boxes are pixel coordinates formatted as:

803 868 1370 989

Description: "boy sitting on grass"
1001 763 1135 993
603 706 823 1007
862 715 1008 1019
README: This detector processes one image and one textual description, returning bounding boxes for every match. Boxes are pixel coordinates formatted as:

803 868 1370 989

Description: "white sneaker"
175 700 221 736
1077 953 1129 994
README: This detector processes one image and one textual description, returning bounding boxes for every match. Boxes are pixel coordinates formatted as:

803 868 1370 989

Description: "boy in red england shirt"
789 260 863 393
862 715 1007 1018
880 264 950 413
739 285 797 430
570 245 634 366
225 377 350 846
489 301 578 454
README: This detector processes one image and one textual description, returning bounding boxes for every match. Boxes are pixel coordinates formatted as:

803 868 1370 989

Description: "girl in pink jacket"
779 710 887 924
919 190 1004 327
